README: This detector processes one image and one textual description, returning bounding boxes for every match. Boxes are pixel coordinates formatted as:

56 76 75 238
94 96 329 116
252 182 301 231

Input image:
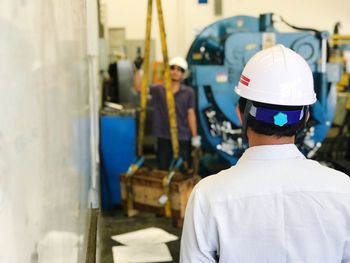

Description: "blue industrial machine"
187 13 340 166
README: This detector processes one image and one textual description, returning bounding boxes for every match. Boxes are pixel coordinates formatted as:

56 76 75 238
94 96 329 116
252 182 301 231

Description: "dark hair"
238 97 307 137
170 65 185 73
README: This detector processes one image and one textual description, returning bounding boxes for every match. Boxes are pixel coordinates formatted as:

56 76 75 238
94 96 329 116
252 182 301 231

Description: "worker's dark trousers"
347 137 350 160
156 137 191 171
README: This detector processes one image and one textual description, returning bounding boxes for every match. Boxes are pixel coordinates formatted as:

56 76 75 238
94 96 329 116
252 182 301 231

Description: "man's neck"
247 128 295 147
171 81 181 93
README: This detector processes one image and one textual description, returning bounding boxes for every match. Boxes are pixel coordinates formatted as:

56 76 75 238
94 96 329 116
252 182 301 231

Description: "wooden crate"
120 168 199 227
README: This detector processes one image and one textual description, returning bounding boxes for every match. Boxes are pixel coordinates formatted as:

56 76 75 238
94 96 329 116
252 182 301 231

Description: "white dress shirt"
180 144 350 262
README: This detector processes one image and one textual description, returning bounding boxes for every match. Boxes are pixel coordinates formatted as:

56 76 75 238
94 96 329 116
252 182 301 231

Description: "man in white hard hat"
134 56 201 170
180 45 350 262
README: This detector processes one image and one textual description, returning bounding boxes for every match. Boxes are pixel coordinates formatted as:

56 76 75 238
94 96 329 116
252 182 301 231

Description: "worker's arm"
188 108 198 137
188 94 201 147
133 70 142 92
133 70 151 94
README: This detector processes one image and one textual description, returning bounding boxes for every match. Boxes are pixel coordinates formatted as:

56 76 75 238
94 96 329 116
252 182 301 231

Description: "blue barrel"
100 110 136 210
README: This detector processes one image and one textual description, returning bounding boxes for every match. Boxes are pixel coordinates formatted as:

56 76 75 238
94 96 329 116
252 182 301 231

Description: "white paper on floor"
112 243 173 263
111 227 178 245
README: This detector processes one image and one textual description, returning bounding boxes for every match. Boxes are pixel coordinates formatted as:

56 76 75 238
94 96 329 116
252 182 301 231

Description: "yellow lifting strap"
161 158 183 217
136 0 180 217
156 0 180 216
346 92 350 110
155 0 180 159
125 164 139 217
137 0 153 157
125 156 145 217
137 0 180 158
162 175 172 217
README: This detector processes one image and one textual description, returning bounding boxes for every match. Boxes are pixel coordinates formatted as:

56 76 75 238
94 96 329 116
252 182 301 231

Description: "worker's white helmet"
235 44 316 106
169 56 188 71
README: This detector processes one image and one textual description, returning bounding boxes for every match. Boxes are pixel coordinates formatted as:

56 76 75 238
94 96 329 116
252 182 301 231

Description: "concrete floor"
97 145 184 263
97 208 183 263
96 130 349 263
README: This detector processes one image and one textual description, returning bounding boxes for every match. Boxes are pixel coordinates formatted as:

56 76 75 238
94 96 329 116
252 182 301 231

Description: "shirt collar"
239 144 306 161
171 84 184 94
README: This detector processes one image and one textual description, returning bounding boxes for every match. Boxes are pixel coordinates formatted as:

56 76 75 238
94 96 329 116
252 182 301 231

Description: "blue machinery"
187 13 340 165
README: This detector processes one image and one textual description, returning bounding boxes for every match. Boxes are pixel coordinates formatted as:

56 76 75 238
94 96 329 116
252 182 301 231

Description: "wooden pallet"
120 168 199 227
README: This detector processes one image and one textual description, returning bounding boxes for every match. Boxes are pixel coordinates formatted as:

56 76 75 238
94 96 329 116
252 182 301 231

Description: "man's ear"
236 105 243 125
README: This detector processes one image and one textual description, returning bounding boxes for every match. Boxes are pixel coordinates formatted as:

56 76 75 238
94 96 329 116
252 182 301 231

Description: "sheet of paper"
112 244 172 263
111 227 178 245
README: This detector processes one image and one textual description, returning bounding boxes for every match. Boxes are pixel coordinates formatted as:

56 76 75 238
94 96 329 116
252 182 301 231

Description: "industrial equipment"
326 23 350 174
186 13 341 166
103 59 137 105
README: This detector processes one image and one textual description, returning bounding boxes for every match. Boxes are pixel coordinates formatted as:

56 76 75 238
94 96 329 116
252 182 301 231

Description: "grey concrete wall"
0 1 99 262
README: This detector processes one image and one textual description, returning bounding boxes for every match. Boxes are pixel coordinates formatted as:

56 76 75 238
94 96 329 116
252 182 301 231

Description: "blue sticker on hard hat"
274 112 288 127
249 105 303 126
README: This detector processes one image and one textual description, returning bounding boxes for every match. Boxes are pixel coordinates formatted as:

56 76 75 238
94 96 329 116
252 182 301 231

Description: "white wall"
102 0 350 60
0 1 98 262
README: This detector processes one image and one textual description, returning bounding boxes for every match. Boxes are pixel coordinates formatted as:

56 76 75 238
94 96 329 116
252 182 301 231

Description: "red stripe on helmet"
240 74 250 82
240 79 249 86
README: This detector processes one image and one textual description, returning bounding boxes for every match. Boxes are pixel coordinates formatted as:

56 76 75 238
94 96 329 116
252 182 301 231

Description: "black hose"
278 16 321 35
278 15 331 61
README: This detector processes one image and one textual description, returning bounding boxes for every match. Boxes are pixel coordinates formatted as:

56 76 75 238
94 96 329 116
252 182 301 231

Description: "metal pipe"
321 37 327 73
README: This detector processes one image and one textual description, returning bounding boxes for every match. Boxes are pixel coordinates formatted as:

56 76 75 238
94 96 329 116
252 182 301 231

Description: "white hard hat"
235 44 316 106
169 56 188 71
